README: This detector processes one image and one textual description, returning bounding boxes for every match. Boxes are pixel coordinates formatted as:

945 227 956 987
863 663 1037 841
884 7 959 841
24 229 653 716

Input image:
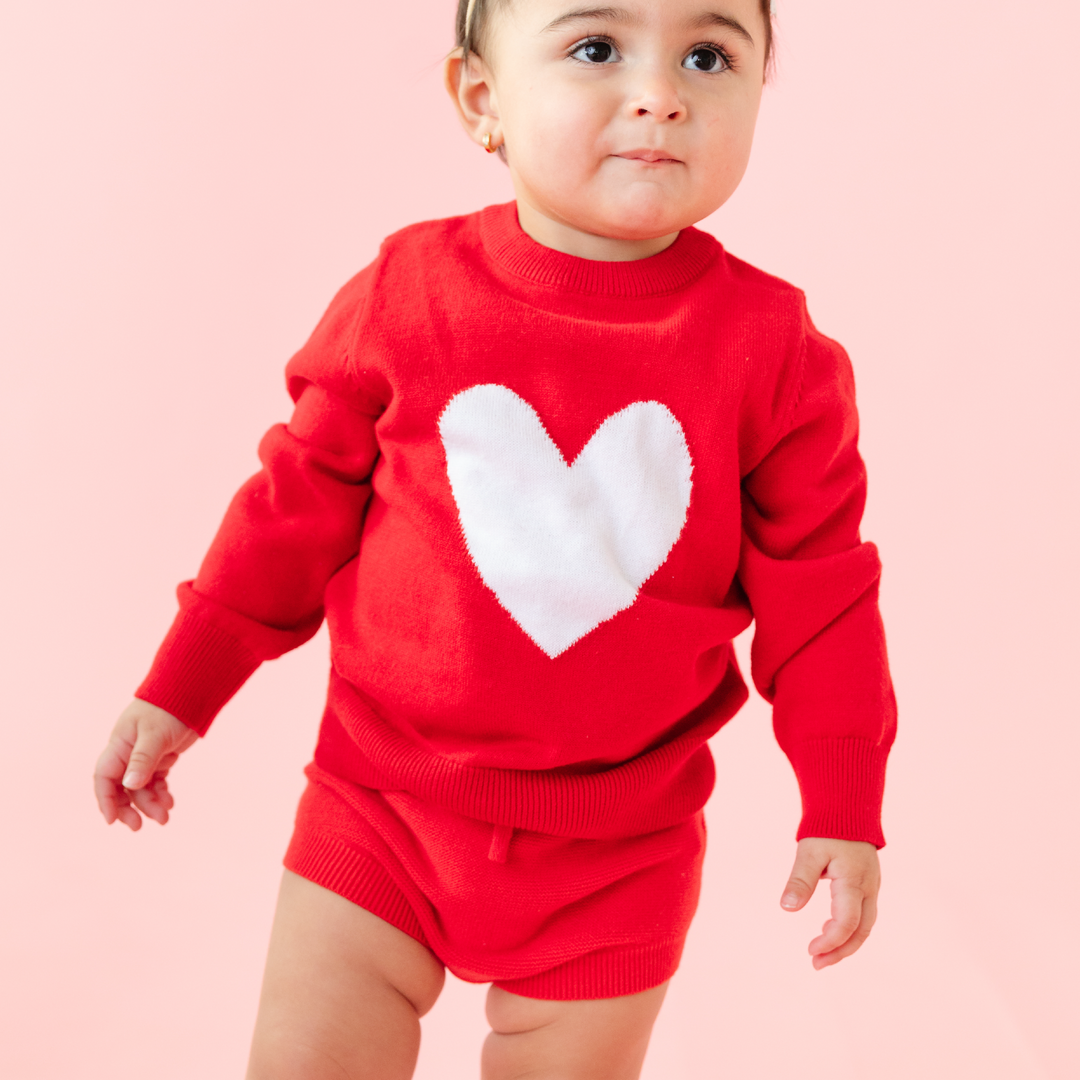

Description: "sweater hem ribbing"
316 665 746 838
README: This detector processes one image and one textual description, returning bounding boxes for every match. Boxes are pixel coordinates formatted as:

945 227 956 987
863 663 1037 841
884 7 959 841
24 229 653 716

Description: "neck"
515 199 679 263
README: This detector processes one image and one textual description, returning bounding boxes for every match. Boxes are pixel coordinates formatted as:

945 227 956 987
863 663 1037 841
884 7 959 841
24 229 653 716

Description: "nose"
627 67 686 122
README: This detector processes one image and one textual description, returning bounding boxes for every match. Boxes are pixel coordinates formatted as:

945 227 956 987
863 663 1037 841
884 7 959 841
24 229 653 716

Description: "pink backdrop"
2 1 1077 1076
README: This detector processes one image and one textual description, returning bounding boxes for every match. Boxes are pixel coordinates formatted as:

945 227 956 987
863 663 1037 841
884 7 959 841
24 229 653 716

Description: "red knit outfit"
136 202 896 999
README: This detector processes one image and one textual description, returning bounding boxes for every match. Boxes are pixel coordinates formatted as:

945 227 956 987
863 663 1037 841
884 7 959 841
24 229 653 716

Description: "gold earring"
483 132 497 154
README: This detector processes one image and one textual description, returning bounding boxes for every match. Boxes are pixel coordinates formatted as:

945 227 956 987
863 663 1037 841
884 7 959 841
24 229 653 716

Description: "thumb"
122 727 170 790
780 844 827 912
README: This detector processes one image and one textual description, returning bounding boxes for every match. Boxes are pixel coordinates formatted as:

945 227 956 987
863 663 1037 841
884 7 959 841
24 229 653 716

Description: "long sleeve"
135 268 384 735
738 313 896 846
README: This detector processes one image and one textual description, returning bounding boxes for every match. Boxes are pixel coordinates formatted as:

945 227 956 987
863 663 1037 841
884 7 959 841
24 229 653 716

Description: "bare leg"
246 870 446 1080
481 981 670 1080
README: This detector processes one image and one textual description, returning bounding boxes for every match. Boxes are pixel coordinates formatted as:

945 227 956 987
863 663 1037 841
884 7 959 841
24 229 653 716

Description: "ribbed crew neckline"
479 201 718 298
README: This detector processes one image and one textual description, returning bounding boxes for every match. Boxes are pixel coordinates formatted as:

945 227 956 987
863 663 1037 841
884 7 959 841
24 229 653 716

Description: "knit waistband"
310 666 748 839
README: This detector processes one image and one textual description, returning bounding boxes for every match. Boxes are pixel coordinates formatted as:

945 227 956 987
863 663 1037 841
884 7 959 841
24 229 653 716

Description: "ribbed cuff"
786 737 890 848
135 605 262 736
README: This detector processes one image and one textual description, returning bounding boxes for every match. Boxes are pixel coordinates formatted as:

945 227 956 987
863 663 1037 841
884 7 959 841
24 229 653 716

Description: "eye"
569 38 621 65
682 46 730 73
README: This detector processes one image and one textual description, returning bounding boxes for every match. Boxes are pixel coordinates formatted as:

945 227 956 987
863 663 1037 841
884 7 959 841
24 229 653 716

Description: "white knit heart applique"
439 384 693 657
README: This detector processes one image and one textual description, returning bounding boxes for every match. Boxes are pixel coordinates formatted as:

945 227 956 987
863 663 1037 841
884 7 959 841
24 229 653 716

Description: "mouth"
613 149 684 165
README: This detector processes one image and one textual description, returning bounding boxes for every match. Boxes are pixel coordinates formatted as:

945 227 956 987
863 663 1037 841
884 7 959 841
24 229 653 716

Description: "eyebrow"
692 12 756 48
543 7 756 48
543 6 629 32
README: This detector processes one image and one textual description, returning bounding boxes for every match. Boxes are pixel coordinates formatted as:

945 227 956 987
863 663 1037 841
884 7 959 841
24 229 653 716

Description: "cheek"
505 81 614 177
701 102 758 181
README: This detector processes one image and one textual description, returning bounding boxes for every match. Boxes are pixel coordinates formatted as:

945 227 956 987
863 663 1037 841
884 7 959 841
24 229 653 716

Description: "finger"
94 739 134 820
151 777 175 812
95 739 130 784
781 846 827 912
108 782 135 825
809 879 864 956
95 757 139 824
129 782 171 825
122 728 171 790
132 775 171 802
95 774 122 824
812 894 877 969
116 802 143 831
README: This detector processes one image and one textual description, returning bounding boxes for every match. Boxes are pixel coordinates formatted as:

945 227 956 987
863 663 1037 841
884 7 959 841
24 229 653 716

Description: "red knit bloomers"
284 762 706 1000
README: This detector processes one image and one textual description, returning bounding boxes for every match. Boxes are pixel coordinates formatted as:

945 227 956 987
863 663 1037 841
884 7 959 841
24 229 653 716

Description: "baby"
93 2 896 1078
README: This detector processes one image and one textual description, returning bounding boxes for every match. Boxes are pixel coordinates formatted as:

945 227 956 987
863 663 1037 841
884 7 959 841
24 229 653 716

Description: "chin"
596 218 680 242
590 188 693 241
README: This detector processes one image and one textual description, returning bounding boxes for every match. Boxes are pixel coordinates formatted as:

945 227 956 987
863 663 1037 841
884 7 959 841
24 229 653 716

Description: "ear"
443 47 502 153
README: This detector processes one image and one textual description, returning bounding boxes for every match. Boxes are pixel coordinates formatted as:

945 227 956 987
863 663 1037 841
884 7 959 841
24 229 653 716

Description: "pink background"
2 1 1077 1076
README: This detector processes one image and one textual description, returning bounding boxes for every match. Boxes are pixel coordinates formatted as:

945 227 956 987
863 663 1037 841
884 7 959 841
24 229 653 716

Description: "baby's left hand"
780 837 880 969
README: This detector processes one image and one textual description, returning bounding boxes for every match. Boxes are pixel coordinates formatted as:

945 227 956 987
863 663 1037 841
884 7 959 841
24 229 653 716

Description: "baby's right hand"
93 699 198 830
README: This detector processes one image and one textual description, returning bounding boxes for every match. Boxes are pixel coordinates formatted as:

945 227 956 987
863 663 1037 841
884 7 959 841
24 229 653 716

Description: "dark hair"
455 0 775 76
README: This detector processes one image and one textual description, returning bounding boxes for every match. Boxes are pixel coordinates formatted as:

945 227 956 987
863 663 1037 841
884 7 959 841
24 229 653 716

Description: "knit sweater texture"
136 201 897 846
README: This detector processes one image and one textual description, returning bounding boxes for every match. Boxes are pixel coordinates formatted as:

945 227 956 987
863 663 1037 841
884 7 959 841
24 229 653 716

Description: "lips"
614 149 682 164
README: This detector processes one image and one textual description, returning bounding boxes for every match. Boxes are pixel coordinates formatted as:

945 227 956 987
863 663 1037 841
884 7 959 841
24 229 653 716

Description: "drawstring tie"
488 823 514 863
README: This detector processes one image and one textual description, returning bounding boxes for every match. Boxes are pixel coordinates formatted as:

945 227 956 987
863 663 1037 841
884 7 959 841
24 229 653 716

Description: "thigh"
247 870 446 1080
481 982 670 1080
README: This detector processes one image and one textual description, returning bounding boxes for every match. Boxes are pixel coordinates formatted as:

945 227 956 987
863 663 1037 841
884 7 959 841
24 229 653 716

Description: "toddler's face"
461 0 767 248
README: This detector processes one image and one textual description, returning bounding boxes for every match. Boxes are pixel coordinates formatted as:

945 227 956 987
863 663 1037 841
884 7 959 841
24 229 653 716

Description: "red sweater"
137 202 896 846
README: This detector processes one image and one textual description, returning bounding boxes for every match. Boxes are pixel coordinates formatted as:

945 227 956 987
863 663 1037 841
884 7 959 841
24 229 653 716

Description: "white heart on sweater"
439 384 693 657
